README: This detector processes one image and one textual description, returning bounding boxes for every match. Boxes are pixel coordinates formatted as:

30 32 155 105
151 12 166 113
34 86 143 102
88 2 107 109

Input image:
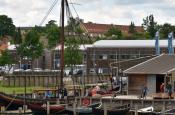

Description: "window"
109 55 117 59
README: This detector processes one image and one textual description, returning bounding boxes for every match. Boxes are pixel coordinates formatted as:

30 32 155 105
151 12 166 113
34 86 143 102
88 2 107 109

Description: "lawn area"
0 86 42 94
0 81 44 94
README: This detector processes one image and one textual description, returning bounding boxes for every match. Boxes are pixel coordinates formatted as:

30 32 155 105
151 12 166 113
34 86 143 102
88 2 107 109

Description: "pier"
73 95 175 112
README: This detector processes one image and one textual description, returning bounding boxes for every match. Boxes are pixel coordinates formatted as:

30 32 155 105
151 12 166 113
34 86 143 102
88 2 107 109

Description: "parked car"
14 69 24 72
33 68 42 72
25 69 32 72
44 69 51 72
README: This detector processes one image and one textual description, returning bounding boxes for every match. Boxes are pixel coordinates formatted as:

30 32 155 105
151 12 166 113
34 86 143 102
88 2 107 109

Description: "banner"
168 32 174 54
155 31 160 55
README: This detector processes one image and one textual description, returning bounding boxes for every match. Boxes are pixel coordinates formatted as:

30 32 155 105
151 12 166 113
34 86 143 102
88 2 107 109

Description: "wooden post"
47 101 50 115
90 97 92 105
135 105 138 115
80 97 82 106
104 103 107 115
73 103 76 115
56 99 60 104
1 106 5 112
18 107 22 114
162 101 165 115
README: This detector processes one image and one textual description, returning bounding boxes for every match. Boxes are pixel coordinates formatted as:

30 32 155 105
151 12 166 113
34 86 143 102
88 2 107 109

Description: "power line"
39 0 60 26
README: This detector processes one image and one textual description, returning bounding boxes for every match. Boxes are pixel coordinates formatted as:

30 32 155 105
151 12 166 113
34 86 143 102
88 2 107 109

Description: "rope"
39 0 60 26
4 94 18 111
64 0 110 93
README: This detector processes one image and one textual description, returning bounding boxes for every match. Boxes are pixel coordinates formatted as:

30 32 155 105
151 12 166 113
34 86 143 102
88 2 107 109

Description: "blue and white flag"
155 31 160 55
168 32 174 54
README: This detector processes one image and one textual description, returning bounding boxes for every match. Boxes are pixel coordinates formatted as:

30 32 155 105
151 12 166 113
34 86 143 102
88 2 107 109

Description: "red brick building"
80 22 144 37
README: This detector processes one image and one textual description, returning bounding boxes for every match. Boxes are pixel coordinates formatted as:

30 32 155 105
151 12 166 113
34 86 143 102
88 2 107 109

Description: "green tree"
17 29 44 68
14 27 22 44
64 38 83 67
0 50 15 72
128 21 136 34
142 14 157 38
0 15 16 37
34 25 46 34
159 23 173 39
105 26 122 39
46 20 60 49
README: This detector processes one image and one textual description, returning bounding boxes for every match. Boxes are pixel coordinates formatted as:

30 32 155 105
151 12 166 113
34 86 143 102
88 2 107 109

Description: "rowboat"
92 103 130 115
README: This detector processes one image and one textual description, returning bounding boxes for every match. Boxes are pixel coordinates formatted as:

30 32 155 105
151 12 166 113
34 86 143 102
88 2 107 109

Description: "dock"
0 109 32 114
73 94 175 113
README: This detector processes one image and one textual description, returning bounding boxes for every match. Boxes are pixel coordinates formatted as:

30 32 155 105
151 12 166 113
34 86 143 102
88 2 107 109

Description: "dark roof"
82 23 144 34
124 54 175 75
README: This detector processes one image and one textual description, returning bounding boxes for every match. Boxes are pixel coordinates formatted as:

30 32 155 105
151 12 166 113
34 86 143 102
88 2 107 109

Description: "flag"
155 31 160 55
168 32 174 54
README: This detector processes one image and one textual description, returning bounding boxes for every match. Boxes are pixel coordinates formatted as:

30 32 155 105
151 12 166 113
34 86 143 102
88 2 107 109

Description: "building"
124 54 175 95
80 22 144 38
86 40 172 74
52 45 92 70
0 37 9 54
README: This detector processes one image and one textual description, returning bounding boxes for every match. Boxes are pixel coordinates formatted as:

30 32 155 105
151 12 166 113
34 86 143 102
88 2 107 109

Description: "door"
147 75 156 94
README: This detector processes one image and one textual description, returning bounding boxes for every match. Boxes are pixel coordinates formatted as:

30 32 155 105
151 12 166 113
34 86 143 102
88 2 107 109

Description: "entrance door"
156 75 164 92
147 75 156 94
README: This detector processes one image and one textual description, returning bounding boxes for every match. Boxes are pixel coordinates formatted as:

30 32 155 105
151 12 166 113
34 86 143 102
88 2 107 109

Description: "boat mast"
60 0 65 88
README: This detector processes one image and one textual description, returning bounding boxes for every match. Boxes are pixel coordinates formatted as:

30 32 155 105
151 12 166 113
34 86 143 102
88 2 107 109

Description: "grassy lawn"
0 86 40 94
0 81 44 94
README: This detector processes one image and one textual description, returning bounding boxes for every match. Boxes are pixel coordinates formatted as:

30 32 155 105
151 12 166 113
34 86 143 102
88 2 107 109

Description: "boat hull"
0 92 65 114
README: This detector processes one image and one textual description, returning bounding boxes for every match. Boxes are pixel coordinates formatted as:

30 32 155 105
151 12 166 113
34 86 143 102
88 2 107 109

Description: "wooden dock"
0 109 32 114
73 95 175 112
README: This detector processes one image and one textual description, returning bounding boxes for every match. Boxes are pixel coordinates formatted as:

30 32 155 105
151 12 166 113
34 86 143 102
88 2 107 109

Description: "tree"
105 26 122 39
128 21 136 34
46 20 60 49
0 15 16 37
34 25 46 34
160 23 173 39
14 27 22 44
0 50 15 72
142 14 158 39
17 29 44 68
64 38 83 67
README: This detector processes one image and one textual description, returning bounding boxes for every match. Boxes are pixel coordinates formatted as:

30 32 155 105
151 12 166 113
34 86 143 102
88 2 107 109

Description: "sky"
0 0 175 27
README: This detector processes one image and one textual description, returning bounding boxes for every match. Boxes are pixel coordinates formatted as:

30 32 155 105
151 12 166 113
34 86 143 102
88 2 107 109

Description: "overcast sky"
0 0 175 27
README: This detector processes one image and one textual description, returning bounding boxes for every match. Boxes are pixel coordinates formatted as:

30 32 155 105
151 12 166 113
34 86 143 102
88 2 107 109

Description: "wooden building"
124 54 175 95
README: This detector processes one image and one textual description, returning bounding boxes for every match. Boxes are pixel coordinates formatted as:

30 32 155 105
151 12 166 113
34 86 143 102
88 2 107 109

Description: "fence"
2 72 110 87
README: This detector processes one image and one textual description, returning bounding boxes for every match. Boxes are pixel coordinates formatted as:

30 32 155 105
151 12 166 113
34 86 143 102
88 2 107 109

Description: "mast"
60 0 65 87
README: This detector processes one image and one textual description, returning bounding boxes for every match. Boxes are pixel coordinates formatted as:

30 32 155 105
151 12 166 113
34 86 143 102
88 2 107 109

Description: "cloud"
0 0 175 26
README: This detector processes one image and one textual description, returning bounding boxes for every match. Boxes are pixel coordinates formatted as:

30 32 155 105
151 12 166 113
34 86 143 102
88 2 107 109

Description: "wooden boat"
0 92 65 115
29 104 65 115
92 103 130 115
65 102 101 115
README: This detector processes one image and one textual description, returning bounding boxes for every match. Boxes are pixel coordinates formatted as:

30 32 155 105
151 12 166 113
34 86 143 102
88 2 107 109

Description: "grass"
0 81 45 94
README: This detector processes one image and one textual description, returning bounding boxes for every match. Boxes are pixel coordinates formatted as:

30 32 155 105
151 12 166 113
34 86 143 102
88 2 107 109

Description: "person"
91 86 97 97
74 89 79 97
141 85 148 99
166 82 172 99
95 85 100 93
63 87 67 99
58 86 64 99
84 88 89 97
160 83 164 93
